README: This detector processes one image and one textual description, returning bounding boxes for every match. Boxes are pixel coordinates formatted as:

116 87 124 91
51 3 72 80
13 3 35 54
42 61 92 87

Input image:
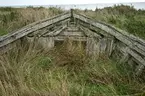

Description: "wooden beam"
74 13 145 57
79 26 102 38
43 25 67 36
0 12 71 48
53 36 87 41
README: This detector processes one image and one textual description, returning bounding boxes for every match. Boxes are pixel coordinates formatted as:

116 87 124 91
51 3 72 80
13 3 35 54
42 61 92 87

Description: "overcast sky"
0 0 145 6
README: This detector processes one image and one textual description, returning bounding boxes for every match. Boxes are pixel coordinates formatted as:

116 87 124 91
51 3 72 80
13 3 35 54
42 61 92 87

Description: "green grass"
0 7 64 35
1 5 145 96
0 28 8 36
78 5 145 39
1 5 145 39
0 40 145 96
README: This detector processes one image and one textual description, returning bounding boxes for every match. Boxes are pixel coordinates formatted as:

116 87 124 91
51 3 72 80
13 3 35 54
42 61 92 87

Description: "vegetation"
0 7 64 36
0 5 145 39
1 5 145 96
0 40 145 96
77 5 145 39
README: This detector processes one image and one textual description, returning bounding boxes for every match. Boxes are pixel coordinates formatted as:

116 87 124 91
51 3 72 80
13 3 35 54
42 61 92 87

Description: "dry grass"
75 5 145 39
0 40 145 96
1 6 145 95
0 7 64 35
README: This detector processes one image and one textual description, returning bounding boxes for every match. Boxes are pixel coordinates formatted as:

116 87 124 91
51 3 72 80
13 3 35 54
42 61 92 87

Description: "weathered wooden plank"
118 44 145 66
104 37 115 57
1 10 145 73
74 13 145 57
27 24 54 37
86 37 97 56
43 25 67 36
54 36 87 41
79 26 102 38
67 26 79 32
27 37 54 50
79 21 113 38
0 12 71 48
60 31 85 36
74 12 145 46
27 18 70 36
128 49 145 66
99 38 107 54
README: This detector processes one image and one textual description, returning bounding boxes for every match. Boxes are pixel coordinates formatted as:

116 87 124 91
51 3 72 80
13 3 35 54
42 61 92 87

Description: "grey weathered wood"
73 13 145 57
43 25 67 36
108 38 114 56
79 21 113 38
1 10 145 75
28 18 70 37
116 43 144 75
60 31 85 36
0 12 71 48
117 44 144 64
86 38 95 55
80 26 102 38
99 38 107 54
27 37 55 50
53 36 87 41
128 49 145 66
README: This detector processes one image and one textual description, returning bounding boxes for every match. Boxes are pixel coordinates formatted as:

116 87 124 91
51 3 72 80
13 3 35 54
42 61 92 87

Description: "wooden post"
71 9 73 18
108 38 114 56
70 9 74 22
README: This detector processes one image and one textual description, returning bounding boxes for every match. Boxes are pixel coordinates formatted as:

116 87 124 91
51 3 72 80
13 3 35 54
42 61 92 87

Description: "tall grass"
78 5 145 39
0 39 145 96
0 7 64 36
1 5 145 39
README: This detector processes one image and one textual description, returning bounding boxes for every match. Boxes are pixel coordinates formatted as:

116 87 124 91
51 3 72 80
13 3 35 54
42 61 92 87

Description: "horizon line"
0 1 144 7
